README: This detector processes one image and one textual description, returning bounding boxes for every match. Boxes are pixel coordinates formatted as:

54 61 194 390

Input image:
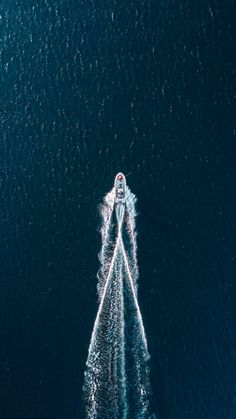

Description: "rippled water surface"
0 1 235 418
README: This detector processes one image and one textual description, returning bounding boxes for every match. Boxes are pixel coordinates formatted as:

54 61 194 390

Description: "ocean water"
0 1 235 418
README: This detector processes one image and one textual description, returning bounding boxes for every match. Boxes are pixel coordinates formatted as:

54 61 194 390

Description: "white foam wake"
83 186 151 418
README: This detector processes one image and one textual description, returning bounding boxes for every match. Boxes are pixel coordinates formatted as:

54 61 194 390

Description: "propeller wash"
83 173 151 418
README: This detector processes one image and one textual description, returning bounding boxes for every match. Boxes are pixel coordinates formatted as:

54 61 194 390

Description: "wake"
83 186 151 418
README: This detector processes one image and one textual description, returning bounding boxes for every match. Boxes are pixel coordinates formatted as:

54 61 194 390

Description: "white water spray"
83 183 151 418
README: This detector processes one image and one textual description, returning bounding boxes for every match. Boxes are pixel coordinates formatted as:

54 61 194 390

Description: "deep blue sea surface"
0 1 235 418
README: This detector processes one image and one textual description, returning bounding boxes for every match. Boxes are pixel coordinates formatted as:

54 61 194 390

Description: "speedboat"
114 173 126 224
114 173 126 204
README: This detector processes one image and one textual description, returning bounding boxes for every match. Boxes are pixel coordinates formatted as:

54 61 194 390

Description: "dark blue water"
0 1 235 418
